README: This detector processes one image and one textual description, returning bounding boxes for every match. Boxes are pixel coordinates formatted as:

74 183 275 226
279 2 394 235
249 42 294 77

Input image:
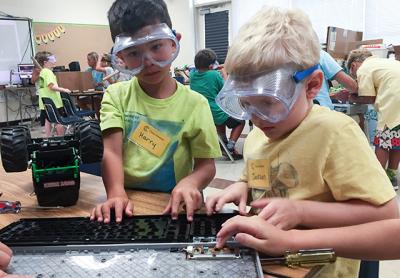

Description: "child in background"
347 49 400 190
205 7 397 278
35 51 70 137
90 0 221 223
190 49 245 159
315 49 358 109
96 53 117 88
85 52 104 90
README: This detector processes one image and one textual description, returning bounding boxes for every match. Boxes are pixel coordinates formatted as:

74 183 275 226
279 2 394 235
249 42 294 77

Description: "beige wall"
33 23 113 71
1 0 197 68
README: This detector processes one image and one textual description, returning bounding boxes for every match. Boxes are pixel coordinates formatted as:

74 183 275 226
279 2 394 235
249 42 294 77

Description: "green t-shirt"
38 68 63 110
100 78 221 192
190 70 228 125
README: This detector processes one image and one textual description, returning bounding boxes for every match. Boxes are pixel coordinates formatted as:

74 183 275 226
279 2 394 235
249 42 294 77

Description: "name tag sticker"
130 121 171 157
247 159 270 190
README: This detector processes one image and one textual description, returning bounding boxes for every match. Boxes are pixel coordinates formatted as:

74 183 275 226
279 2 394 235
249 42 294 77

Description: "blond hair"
346 49 373 70
225 7 320 76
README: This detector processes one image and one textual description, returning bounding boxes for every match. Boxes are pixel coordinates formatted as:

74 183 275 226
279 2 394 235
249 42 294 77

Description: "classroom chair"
42 97 83 135
60 92 96 118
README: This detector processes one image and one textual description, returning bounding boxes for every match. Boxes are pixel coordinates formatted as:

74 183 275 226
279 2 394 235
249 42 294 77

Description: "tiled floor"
4 121 400 277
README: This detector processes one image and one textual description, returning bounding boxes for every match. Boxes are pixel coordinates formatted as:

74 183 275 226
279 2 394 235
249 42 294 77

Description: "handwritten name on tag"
247 159 270 189
130 121 171 157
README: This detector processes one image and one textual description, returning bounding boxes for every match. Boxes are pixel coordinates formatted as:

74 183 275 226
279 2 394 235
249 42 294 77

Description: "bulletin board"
33 22 113 71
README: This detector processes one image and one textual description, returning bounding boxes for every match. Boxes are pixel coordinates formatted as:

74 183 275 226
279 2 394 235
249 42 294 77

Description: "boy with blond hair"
91 0 221 223
205 7 398 278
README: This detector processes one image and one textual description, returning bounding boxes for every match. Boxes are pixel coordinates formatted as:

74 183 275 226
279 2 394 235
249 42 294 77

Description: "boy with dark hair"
190 48 245 159
91 0 221 223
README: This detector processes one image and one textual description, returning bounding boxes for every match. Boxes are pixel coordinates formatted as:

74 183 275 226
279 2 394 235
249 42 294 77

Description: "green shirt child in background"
35 51 70 137
190 49 245 159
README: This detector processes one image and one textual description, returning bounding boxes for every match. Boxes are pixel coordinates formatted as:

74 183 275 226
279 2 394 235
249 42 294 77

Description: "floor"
5 121 400 277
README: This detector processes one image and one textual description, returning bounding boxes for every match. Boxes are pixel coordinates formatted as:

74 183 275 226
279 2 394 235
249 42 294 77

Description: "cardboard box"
326 26 363 59
55 72 94 91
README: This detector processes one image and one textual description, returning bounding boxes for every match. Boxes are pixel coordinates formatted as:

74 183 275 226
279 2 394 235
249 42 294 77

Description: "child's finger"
239 197 247 215
0 250 11 271
184 194 194 222
205 196 218 215
95 205 104 222
162 199 172 215
215 194 233 211
114 201 124 222
170 194 182 220
0 242 12 257
90 207 96 220
234 233 265 252
101 204 111 223
125 201 134 216
250 198 271 208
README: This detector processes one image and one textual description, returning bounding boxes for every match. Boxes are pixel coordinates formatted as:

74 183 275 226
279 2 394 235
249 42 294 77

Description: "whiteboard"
0 18 34 85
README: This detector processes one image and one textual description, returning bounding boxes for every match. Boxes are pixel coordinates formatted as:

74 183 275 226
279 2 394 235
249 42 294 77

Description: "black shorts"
40 108 66 125
224 117 245 129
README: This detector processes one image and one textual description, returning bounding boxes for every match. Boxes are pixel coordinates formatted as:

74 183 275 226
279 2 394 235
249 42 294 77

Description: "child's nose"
142 53 154 67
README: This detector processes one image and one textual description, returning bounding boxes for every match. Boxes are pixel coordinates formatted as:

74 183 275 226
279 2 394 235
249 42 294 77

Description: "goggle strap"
292 64 319 83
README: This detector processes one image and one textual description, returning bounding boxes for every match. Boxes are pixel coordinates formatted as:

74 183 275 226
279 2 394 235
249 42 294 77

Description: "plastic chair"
68 61 81 72
60 92 95 118
42 97 83 134
218 137 235 163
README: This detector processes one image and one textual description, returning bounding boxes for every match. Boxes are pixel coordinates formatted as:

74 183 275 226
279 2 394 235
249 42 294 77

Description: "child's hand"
0 242 12 270
215 215 294 256
205 182 248 216
162 182 202 222
90 195 134 223
251 198 303 230
64 88 71 93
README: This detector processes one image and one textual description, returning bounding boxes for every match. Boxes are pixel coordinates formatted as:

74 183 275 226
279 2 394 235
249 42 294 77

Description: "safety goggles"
216 64 319 123
111 23 180 76
47 55 56 63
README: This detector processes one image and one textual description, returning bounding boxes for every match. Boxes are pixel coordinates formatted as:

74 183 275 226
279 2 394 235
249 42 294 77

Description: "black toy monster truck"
0 120 103 207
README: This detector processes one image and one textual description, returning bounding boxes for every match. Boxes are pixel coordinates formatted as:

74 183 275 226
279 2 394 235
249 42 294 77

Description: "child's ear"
305 70 323 100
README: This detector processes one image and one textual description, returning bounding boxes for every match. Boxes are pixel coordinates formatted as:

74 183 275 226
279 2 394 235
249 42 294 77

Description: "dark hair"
108 0 172 42
34 51 53 67
194 48 217 70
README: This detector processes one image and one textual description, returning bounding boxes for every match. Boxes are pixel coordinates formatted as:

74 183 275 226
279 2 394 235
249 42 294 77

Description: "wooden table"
0 165 315 278
70 90 103 118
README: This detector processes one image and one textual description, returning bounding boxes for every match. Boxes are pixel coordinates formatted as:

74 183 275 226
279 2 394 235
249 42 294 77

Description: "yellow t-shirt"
357 56 400 129
241 105 396 278
38 68 63 110
100 78 221 192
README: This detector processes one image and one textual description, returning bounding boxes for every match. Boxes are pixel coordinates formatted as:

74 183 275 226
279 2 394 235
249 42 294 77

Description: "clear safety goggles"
47 55 56 63
216 64 319 123
111 23 180 76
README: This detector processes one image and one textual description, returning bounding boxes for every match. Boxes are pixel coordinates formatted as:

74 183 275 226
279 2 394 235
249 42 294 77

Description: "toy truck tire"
75 120 103 163
0 126 31 172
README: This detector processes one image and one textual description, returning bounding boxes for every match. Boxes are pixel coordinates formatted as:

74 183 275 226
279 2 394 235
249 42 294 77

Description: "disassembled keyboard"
0 213 263 277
